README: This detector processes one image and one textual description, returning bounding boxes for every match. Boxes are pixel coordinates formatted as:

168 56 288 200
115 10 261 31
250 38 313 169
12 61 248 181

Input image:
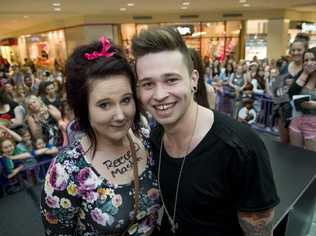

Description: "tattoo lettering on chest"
102 143 141 178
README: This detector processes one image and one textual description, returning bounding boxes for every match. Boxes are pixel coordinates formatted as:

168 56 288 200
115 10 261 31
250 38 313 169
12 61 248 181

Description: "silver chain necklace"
157 106 199 234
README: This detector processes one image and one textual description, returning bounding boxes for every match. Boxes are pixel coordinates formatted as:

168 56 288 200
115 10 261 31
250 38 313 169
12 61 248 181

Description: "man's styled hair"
131 26 193 73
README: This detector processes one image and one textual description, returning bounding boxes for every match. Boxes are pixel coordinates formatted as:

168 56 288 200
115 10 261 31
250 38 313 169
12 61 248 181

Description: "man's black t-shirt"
150 111 280 236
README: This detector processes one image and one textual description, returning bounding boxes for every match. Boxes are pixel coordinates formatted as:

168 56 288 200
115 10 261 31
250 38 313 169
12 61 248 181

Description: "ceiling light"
182 2 190 5
120 7 127 11
54 7 61 11
181 6 188 10
52 2 61 7
239 0 247 3
127 3 135 7
243 3 250 7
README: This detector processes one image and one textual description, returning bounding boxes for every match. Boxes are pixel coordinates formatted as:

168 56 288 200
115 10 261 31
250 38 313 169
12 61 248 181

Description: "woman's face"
27 97 41 112
4 83 14 94
45 84 56 96
17 87 26 97
290 42 305 63
304 52 316 65
88 75 136 144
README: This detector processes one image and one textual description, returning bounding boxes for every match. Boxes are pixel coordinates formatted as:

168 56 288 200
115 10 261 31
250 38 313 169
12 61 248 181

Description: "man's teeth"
156 104 173 110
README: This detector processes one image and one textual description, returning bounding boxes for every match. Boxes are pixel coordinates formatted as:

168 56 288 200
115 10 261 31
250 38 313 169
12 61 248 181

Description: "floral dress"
40 134 160 236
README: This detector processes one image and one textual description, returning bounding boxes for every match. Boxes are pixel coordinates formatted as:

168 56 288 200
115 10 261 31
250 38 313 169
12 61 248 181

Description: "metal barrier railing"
216 91 278 136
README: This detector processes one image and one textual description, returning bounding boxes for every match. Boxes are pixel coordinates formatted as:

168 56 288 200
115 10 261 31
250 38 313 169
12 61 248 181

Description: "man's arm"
238 208 275 236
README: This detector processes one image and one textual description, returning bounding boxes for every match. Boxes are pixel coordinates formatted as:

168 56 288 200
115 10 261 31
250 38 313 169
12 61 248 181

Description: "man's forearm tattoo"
238 210 274 236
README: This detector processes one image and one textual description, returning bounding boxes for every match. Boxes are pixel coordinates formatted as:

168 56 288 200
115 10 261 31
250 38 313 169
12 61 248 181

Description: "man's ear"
191 69 199 88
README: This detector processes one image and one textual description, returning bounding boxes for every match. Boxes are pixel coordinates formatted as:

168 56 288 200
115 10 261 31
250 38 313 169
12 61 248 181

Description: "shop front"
245 20 268 61
17 30 67 72
120 21 242 62
0 38 19 64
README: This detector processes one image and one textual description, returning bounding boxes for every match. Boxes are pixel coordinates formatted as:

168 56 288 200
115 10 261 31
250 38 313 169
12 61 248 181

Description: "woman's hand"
301 101 316 110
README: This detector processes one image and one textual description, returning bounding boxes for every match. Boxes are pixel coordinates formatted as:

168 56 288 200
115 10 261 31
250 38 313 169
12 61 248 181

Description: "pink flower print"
91 208 111 226
78 168 101 192
147 188 159 201
45 195 60 208
82 191 98 203
49 163 69 191
111 194 123 208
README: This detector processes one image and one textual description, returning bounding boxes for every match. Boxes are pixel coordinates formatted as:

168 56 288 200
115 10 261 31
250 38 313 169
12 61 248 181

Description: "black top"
150 111 280 236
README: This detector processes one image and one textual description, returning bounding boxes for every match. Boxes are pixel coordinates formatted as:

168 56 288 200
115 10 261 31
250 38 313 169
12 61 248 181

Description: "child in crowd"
0 138 31 195
32 136 58 181
238 93 257 125
16 127 33 152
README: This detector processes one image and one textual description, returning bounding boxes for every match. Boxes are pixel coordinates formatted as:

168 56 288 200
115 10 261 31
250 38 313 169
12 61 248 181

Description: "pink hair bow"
84 36 115 60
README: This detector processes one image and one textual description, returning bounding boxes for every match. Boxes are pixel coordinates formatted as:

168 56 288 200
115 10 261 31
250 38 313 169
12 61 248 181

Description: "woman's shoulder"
52 142 85 169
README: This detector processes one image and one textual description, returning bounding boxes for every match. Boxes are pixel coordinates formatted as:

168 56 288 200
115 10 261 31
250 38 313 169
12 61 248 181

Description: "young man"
132 27 279 236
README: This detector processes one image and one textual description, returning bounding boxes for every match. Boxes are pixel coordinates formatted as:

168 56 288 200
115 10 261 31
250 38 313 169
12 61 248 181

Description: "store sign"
302 23 316 32
0 38 17 46
176 25 194 36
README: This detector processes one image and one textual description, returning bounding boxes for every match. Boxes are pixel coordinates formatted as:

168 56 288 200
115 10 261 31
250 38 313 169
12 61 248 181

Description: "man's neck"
162 102 199 155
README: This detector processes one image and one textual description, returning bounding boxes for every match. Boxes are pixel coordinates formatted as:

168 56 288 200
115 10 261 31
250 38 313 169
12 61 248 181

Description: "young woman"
41 37 160 235
25 95 63 147
272 36 309 143
288 47 316 151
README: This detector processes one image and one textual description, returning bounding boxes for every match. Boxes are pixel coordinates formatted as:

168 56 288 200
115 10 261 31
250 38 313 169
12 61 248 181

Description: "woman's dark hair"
303 47 316 61
0 88 11 106
225 62 234 77
65 38 140 157
188 48 210 109
38 80 54 97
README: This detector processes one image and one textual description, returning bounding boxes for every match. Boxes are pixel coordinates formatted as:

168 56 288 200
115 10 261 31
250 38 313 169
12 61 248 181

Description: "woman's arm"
301 101 316 110
26 115 43 139
48 105 62 122
10 105 25 128
0 125 22 142
41 153 80 235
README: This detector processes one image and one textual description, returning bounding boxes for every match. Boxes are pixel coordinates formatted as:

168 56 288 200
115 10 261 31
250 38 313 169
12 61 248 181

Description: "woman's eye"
122 96 132 104
99 103 109 109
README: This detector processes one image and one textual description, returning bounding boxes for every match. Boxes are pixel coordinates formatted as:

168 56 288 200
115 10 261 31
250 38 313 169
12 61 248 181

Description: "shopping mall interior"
0 0 316 235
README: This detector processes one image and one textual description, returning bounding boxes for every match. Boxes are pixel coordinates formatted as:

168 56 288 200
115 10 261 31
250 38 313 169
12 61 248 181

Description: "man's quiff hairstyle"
131 26 193 73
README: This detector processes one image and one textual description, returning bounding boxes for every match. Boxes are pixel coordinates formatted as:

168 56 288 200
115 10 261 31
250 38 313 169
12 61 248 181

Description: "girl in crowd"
271 35 309 143
288 47 316 151
41 37 160 235
25 95 63 147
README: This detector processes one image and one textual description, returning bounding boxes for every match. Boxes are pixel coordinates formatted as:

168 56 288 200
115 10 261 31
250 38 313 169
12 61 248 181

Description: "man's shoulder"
213 111 265 153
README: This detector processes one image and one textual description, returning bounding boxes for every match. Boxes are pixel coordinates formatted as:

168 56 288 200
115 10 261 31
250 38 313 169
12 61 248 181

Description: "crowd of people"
0 63 69 195
0 26 314 235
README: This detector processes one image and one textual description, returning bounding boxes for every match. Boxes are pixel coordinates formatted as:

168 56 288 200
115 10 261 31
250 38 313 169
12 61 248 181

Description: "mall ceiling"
1 0 316 38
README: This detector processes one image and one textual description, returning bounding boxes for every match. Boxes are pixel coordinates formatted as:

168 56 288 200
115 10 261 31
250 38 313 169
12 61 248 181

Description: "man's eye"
167 78 178 84
141 82 153 88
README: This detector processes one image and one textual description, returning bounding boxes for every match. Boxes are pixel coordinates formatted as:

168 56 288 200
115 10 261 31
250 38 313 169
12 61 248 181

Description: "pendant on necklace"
171 222 179 234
